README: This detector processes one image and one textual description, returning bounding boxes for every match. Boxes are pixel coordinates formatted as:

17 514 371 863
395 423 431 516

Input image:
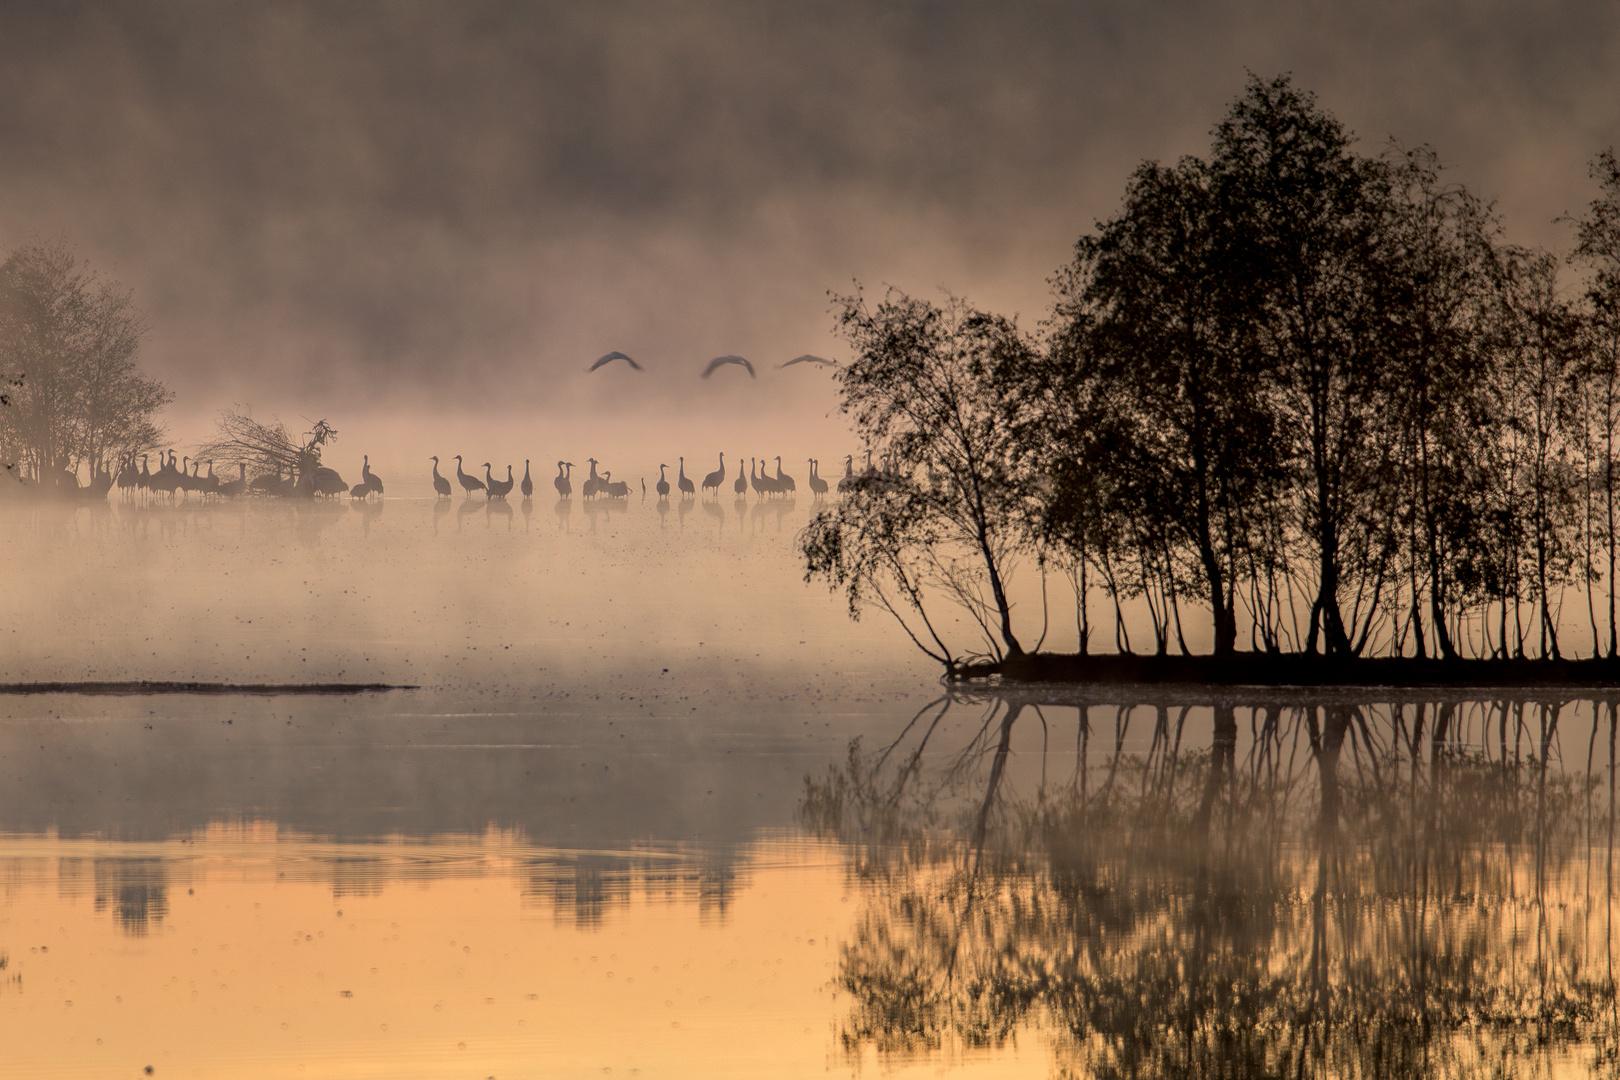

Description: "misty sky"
2 0 1618 426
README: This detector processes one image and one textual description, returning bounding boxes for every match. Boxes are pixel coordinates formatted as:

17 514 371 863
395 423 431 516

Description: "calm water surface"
3 497 1619 1077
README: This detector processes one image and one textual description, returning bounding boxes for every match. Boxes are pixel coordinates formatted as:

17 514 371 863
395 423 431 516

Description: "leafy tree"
1569 150 1620 656
1212 75 1399 656
1378 147 1499 658
801 289 1036 667
0 240 170 483
1048 156 1282 656
1486 248 1583 657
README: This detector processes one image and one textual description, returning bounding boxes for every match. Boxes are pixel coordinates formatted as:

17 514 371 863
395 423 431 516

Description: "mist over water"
3 489 1620 1076
6 2 1620 1074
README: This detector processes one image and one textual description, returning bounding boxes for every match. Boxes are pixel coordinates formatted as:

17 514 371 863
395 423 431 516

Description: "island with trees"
801 75 1620 686
0 240 170 498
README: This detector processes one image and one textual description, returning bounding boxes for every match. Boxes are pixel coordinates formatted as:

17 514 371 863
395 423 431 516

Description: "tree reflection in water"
802 690 1620 1078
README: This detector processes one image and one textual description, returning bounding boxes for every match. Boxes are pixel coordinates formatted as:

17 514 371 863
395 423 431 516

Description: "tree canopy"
804 74 1620 666
0 240 170 485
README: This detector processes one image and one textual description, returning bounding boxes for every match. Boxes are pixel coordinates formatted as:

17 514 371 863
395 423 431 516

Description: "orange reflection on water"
1 828 894 1079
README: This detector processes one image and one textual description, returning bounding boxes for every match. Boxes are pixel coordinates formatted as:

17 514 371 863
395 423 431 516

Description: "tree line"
0 240 170 490
802 74 1620 667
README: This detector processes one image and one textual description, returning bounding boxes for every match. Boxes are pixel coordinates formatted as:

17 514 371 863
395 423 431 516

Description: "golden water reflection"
804 692 1620 1079
10 691 1620 1077
1 828 879 1080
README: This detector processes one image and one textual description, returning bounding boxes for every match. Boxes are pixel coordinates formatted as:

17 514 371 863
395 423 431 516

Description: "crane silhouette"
701 452 725 494
520 460 534 498
554 460 573 499
733 455 747 497
676 456 696 498
485 463 515 500
777 354 836 369
361 454 383 499
837 454 855 494
430 456 453 498
655 464 670 498
808 458 828 499
774 456 795 495
701 355 756 379
583 458 603 500
589 351 643 372
454 455 486 498
219 462 247 498
601 471 631 498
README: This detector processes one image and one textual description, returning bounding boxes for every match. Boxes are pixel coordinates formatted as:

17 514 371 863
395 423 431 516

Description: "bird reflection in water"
431 497 451 533
92 858 169 937
702 497 724 537
803 689 1620 1079
519 497 532 530
552 497 572 532
485 498 513 530
348 496 383 537
455 498 480 531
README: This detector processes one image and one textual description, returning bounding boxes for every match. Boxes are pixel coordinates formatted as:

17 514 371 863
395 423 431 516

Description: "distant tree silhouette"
0 240 169 486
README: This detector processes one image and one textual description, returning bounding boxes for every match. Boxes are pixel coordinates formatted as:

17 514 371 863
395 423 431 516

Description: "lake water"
3 494 1619 1078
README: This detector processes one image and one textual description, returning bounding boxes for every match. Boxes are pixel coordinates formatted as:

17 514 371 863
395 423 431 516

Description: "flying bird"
589 351 643 372
701 355 756 379
777 354 836 369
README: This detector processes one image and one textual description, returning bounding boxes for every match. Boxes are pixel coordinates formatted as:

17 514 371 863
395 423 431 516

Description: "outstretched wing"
590 350 643 372
777 354 835 369
702 355 755 379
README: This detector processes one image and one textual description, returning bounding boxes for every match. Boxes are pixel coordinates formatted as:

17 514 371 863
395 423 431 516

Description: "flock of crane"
104 449 869 503
109 450 384 499
431 452 851 502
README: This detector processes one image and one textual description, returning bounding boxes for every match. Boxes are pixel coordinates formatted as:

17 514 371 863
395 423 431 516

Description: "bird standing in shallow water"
701 453 725 495
454 455 485 498
485 463 515 499
808 459 827 499
554 461 573 499
219 463 247 498
430 456 452 498
733 456 747 497
676 457 695 498
520 460 534 498
361 455 383 499
655 464 670 498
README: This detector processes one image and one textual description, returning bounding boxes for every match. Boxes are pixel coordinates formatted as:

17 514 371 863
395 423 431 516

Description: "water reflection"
91 857 169 935
804 689 1620 1078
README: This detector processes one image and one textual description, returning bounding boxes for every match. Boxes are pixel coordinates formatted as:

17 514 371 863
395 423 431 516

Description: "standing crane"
807 459 828 499
454 455 486 497
701 453 725 495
